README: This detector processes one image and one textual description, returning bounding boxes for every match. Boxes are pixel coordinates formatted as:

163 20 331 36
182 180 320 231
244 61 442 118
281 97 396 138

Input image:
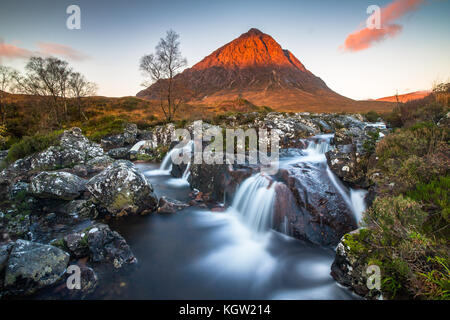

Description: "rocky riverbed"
0 111 388 299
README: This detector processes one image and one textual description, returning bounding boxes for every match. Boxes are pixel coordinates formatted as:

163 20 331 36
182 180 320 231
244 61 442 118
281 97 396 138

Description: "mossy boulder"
86 160 158 216
3 240 69 296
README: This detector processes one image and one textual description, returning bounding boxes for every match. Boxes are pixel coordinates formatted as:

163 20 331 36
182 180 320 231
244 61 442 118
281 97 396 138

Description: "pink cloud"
37 42 90 61
0 39 89 62
340 0 425 52
0 39 34 60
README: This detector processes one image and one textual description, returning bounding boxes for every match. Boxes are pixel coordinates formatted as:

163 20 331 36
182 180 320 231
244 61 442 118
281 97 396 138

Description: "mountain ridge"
137 28 393 112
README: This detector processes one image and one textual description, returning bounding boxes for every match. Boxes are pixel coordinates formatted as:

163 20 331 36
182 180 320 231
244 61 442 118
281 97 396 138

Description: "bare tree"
140 30 187 122
0 65 18 124
15 57 73 126
68 72 97 120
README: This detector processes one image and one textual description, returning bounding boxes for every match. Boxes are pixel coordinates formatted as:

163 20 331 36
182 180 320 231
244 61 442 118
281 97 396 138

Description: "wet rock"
86 160 158 216
275 165 357 247
101 123 138 151
86 224 137 268
63 232 90 258
68 265 98 298
4 239 69 296
157 196 189 214
60 199 98 219
30 171 86 201
325 126 381 188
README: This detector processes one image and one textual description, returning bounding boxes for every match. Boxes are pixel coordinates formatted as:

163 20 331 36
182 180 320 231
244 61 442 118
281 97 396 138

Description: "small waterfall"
305 135 332 155
231 173 279 233
350 189 368 224
326 167 367 225
159 140 194 173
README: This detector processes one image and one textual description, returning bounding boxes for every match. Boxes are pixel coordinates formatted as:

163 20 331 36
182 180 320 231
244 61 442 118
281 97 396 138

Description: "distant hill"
376 90 431 103
138 28 393 113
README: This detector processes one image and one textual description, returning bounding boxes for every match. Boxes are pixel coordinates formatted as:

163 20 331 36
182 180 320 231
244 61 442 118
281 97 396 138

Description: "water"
280 134 367 225
92 163 357 300
147 140 193 176
230 173 280 233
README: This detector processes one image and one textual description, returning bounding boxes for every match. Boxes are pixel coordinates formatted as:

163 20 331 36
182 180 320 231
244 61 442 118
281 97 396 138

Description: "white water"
350 189 368 224
230 173 280 233
146 140 193 177
290 134 368 225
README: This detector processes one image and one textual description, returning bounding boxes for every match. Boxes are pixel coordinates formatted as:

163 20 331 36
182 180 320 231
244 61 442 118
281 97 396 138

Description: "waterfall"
350 189 368 224
305 134 333 155
231 173 279 233
326 167 367 225
152 140 194 175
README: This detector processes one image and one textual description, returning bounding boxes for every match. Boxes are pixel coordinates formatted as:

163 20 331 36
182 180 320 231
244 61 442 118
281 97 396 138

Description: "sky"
0 0 449 100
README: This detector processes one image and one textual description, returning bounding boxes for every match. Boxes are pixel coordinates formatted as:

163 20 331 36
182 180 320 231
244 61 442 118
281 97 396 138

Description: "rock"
68 265 98 298
86 160 158 216
157 196 189 214
123 123 138 145
63 232 90 258
325 126 381 188
4 239 69 295
101 134 126 150
30 171 86 200
30 128 104 171
331 228 382 299
0 242 14 273
60 199 98 219
86 224 137 268
275 164 357 247
0 128 104 196
100 123 138 151
85 155 114 173
9 182 29 199
108 147 130 160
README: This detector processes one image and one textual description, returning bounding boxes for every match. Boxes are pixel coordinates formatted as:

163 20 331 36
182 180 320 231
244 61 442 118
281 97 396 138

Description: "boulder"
86 224 137 268
275 164 357 247
63 232 90 258
331 228 382 299
0 128 104 196
86 160 158 216
30 171 86 200
4 239 69 295
30 128 104 171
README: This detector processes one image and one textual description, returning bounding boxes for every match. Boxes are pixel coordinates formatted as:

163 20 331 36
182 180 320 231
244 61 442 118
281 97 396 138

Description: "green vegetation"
364 110 380 123
356 84 450 299
5 130 64 164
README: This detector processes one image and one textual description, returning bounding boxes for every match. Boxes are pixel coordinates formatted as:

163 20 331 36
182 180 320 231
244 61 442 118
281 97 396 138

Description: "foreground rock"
330 228 382 299
3 240 69 296
61 224 137 269
86 161 158 216
30 171 86 200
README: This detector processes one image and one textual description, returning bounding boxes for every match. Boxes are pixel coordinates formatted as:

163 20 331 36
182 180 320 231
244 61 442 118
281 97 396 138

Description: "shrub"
5 130 63 164
365 110 380 122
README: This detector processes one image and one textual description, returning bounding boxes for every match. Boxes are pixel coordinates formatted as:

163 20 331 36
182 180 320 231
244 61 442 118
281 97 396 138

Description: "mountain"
137 28 392 112
376 90 431 103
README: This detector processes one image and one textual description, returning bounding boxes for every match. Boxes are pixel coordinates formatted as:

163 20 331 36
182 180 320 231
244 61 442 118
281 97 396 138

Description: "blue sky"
0 0 449 99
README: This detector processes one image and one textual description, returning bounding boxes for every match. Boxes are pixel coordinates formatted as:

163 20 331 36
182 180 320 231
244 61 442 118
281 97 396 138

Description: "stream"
88 134 365 299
